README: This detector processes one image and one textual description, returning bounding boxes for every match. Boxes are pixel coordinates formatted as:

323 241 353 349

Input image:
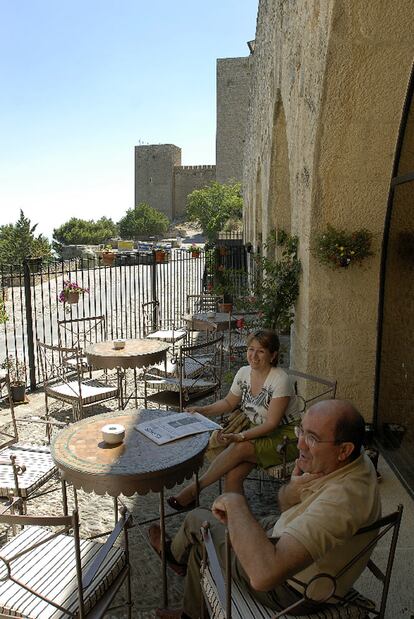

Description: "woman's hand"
221 432 245 443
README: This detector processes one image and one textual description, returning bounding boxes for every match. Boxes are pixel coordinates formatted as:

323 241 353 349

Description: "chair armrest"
201 522 228 610
82 508 132 588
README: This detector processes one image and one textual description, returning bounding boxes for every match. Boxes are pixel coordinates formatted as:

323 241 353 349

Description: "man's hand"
212 493 246 525
278 460 323 511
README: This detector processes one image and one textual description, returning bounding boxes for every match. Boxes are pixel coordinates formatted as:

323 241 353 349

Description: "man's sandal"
148 524 187 577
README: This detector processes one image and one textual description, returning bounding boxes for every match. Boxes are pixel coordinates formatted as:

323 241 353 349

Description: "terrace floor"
2 381 413 618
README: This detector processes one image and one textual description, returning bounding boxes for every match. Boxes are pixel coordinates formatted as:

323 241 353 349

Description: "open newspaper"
135 412 221 445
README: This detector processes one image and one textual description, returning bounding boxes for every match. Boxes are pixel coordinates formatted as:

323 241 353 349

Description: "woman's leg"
174 442 257 506
224 461 255 494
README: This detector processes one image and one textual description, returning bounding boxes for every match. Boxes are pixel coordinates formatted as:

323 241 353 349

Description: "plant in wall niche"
59 280 89 304
315 225 373 268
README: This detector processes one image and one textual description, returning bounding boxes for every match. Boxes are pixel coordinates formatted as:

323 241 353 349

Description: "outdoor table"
51 408 209 607
85 338 170 408
184 311 236 333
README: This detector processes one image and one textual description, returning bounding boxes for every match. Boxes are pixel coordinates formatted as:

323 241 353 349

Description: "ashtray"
113 339 126 350
101 423 125 444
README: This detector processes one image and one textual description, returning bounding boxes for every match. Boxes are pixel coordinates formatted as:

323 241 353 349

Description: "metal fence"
0 243 247 391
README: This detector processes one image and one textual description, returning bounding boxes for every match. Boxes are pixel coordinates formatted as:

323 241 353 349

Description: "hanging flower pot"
10 383 26 403
187 245 201 258
192 251 200 258
67 291 80 304
218 302 233 313
102 251 116 266
314 225 373 269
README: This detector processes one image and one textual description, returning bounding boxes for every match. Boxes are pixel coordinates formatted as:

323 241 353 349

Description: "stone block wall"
174 165 216 217
216 56 252 184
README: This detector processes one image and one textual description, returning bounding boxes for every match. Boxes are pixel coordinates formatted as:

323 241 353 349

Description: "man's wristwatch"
238 432 246 441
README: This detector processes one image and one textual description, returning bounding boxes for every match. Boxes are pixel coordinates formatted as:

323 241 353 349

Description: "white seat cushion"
46 381 118 405
146 329 186 343
201 564 375 619
0 526 126 618
0 443 56 498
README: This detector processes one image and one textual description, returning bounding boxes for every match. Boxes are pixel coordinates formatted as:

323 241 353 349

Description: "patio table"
85 338 169 408
52 408 208 607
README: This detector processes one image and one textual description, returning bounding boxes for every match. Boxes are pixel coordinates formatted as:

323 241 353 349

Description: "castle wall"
135 144 181 218
216 57 252 184
243 0 414 419
174 165 216 217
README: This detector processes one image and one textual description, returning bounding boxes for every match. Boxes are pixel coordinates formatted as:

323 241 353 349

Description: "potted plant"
59 280 89 305
101 245 116 266
1 355 27 402
315 225 373 268
187 244 201 258
154 247 167 263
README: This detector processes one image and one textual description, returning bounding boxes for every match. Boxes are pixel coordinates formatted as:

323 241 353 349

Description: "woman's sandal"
166 495 196 513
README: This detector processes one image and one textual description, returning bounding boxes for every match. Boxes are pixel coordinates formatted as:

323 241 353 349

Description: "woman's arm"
186 391 240 417
223 395 290 442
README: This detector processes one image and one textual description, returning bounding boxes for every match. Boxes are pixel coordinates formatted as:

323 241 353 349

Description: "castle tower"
134 144 181 218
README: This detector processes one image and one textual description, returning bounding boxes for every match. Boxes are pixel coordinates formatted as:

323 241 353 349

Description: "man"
149 399 381 619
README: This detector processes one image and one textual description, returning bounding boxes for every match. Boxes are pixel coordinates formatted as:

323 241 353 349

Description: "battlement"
177 165 216 171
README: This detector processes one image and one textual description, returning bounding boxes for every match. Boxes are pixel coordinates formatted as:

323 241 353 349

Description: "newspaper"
135 412 221 445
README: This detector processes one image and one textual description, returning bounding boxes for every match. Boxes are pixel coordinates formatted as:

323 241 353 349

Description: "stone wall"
216 56 252 184
135 144 181 218
174 165 216 217
243 0 414 419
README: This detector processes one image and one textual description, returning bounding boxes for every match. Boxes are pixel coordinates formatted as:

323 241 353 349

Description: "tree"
118 203 169 238
0 210 52 266
186 181 243 242
52 217 118 253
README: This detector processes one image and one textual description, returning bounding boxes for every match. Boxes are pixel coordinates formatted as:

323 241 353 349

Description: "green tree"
0 210 52 266
52 217 118 254
186 181 243 242
118 203 169 238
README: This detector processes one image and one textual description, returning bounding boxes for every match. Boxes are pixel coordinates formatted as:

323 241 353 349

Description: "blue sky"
0 0 258 239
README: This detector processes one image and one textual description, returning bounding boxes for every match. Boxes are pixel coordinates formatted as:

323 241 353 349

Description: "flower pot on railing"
10 383 26 403
218 303 233 313
102 252 116 266
191 251 200 258
67 291 80 304
155 250 166 263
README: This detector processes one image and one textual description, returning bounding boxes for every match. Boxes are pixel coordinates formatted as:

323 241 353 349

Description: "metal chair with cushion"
144 335 224 411
0 371 66 513
58 315 107 377
0 503 132 618
37 340 119 422
142 300 187 355
200 504 403 619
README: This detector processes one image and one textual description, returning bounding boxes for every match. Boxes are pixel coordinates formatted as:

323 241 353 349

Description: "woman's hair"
247 329 280 366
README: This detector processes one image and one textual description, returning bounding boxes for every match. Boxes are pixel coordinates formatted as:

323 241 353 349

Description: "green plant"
59 280 89 303
187 244 201 255
315 225 373 268
0 210 52 267
0 299 7 324
118 203 169 238
236 230 301 333
1 355 26 385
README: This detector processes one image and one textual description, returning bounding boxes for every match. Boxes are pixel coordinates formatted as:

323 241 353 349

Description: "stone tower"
134 144 181 218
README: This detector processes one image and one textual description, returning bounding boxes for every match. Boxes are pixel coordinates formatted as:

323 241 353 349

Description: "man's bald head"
307 399 365 461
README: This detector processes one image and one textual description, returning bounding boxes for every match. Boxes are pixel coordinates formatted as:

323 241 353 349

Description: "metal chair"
0 371 66 514
144 334 224 411
200 504 403 619
57 315 107 377
0 503 132 618
263 370 337 482
37 340 119 422
142 300 187 355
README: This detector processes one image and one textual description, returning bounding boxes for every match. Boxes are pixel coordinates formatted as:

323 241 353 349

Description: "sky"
0 0 258 240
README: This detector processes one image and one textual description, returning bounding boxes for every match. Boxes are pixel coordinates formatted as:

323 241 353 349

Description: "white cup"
113 339 126 350
101 423 125 444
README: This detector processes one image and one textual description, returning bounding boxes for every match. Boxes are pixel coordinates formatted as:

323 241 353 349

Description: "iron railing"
0 244 247 390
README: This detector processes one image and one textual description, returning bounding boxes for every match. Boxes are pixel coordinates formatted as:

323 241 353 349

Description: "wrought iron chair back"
200 504 403 619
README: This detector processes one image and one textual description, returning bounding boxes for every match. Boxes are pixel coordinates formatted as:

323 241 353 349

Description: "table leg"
117 368 124 409
159 487 168 607
114 497 118 523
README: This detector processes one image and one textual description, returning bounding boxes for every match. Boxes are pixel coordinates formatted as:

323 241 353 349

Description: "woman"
167 329 298 511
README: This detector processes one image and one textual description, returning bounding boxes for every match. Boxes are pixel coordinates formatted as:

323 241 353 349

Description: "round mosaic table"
184 312 236 332
52 408 209 607
51 409 208 496
85 338 170 370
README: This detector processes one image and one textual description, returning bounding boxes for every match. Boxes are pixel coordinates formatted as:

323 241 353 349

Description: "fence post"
151 250 158 311
23 260 36 391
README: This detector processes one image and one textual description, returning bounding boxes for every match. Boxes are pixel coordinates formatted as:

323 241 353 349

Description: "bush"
118 203 169 238
186 181 242 242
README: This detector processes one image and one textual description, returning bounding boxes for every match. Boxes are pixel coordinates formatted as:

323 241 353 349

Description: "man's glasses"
294 425 339 449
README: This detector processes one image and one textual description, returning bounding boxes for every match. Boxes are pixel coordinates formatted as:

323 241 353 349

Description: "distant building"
134 54 252 219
